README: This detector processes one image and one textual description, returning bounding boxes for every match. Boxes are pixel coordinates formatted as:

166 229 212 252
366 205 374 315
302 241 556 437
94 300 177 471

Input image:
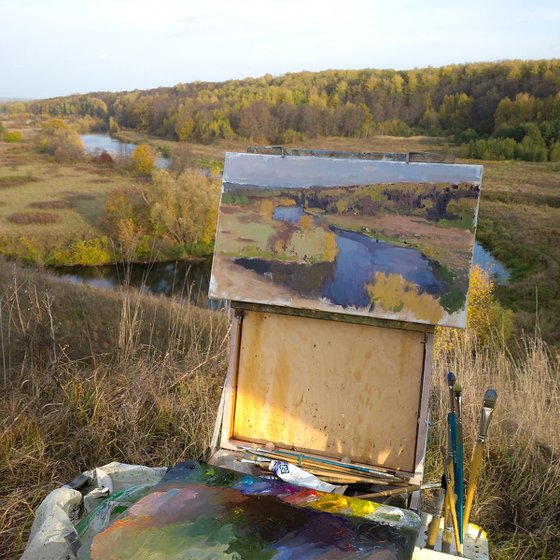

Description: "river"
47 209 509 310
81 133 170 169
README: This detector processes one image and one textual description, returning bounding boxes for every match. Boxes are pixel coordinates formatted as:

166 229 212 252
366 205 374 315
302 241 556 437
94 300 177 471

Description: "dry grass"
0 259 229 559
7 211 60 225
27 199 74 210
0 137 132 257
426 329 560 559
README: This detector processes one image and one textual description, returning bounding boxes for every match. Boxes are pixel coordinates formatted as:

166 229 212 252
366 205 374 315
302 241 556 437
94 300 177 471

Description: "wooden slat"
231 301 435 334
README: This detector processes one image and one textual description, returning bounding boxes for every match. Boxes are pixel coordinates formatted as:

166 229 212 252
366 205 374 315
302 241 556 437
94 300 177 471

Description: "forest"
8 59 560 161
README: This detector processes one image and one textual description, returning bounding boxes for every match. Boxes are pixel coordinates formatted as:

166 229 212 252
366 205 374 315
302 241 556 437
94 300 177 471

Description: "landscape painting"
210 153 482 328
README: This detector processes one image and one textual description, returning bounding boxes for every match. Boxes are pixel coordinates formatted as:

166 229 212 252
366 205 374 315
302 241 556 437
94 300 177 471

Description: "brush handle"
456 438 464 543
444 458 462 556
463 441 484 536
425 488 445 549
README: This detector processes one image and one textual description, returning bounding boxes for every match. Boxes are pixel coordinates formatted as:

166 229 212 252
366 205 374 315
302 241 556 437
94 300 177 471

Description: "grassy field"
0 134 134 264
474 160 560 346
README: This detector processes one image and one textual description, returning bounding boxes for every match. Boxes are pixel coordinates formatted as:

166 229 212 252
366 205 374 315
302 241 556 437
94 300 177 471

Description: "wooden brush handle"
463 441 484 536
425 489 445 549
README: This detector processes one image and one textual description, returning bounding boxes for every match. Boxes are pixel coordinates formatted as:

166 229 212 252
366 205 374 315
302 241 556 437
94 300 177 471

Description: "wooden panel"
233 311 426 472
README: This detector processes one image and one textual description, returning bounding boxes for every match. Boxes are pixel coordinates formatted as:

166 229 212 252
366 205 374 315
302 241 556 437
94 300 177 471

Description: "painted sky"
1 0 558 99
223 153 483 188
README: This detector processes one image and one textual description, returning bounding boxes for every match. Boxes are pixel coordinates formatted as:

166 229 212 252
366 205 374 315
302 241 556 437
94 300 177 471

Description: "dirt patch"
63 191 97 201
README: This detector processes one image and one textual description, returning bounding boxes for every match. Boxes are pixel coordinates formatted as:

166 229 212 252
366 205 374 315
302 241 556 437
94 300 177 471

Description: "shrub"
462 138 517 160
550 141 560 162
3 130 23 143
50 237 113 266
101 185 151 253
147 169 221 246
27 200 73 210
7 212 60 225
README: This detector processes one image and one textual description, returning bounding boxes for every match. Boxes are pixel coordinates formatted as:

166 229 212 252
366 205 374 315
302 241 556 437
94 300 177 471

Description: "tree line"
22 59 560 160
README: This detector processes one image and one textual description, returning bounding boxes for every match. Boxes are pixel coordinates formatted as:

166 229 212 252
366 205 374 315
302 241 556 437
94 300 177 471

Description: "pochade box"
207 147 486 559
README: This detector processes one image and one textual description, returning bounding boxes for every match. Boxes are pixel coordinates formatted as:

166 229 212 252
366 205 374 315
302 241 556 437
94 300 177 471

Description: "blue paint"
321 229 446 309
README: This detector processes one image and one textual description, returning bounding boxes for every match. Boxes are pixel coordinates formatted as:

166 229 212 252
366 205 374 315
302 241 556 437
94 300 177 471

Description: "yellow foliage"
259 199 275 218
367 272 444 323
323 231 338 262
299 214 314 232
131 144 155 176
435 265 514 350
336 199 348 214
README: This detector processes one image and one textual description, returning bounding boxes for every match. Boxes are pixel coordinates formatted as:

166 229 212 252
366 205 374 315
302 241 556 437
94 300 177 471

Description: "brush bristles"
453 382 462 395
483 388 498 408
447 371 456 384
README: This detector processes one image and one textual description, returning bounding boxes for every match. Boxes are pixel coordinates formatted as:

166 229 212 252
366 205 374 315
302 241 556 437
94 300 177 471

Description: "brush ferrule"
478 406 495 439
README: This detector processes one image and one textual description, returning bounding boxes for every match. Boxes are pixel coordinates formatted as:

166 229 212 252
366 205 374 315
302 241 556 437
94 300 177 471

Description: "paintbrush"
454 381 464 541
443 453 462 555
446 372 461 543
237 445 405 482
425 474 446 550
463 389 497 536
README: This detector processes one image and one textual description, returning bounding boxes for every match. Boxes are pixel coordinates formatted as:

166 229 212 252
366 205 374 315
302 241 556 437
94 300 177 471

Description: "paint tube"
268 461 339 493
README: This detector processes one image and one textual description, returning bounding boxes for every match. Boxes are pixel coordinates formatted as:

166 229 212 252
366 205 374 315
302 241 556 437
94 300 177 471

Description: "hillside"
19 60 560 159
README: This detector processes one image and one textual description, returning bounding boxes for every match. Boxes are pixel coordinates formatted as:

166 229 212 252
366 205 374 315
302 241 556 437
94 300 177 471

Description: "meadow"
0 132 133 264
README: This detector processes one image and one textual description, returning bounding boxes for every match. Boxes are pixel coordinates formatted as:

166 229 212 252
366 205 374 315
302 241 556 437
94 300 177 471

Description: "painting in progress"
85 461 420 559
209 153 482 327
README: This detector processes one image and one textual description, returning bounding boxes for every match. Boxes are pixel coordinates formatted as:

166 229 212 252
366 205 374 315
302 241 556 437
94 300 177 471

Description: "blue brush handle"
449 411 464 544
456 434 464 543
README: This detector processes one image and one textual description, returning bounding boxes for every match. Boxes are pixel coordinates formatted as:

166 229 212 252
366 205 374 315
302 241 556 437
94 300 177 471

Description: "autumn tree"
131 143 155 176
38 118 85 162
146 169 221 247
101 185 151 252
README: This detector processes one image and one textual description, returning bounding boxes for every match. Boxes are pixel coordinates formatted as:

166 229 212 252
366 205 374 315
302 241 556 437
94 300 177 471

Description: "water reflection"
49 259 224 310
81 133 170 169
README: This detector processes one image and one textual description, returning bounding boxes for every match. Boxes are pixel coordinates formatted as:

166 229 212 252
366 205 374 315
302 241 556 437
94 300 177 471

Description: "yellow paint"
367 272 444 323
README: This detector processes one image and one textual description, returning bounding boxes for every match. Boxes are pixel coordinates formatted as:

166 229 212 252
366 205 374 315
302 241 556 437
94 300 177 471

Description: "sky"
1 0 558 100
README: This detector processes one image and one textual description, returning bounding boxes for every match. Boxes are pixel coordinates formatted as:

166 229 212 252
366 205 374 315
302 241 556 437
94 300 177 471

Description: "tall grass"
426 329 560 558
0 261 229 559
1 259 558 558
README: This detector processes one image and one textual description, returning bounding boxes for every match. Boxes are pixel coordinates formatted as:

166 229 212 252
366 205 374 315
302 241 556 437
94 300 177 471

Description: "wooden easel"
206 147 472 511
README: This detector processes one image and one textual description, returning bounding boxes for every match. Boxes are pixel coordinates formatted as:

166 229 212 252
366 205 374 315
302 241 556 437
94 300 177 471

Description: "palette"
83 461 420 559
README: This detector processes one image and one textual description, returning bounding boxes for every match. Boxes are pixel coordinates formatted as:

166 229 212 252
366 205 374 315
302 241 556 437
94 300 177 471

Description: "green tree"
516 124 548 161
550 141 560 162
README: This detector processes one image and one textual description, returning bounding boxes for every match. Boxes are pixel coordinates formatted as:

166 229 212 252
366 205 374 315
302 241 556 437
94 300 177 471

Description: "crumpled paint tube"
268 460 340 493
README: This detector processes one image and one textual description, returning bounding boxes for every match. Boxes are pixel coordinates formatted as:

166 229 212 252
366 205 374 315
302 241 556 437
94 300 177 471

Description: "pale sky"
1 0 558 100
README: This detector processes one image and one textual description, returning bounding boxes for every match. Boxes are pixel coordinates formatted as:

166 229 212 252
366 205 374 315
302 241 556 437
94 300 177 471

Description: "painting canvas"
84 461 420 559
210 153 482 328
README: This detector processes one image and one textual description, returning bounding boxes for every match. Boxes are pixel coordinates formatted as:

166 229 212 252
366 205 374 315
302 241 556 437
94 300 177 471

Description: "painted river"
235 206 449 311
